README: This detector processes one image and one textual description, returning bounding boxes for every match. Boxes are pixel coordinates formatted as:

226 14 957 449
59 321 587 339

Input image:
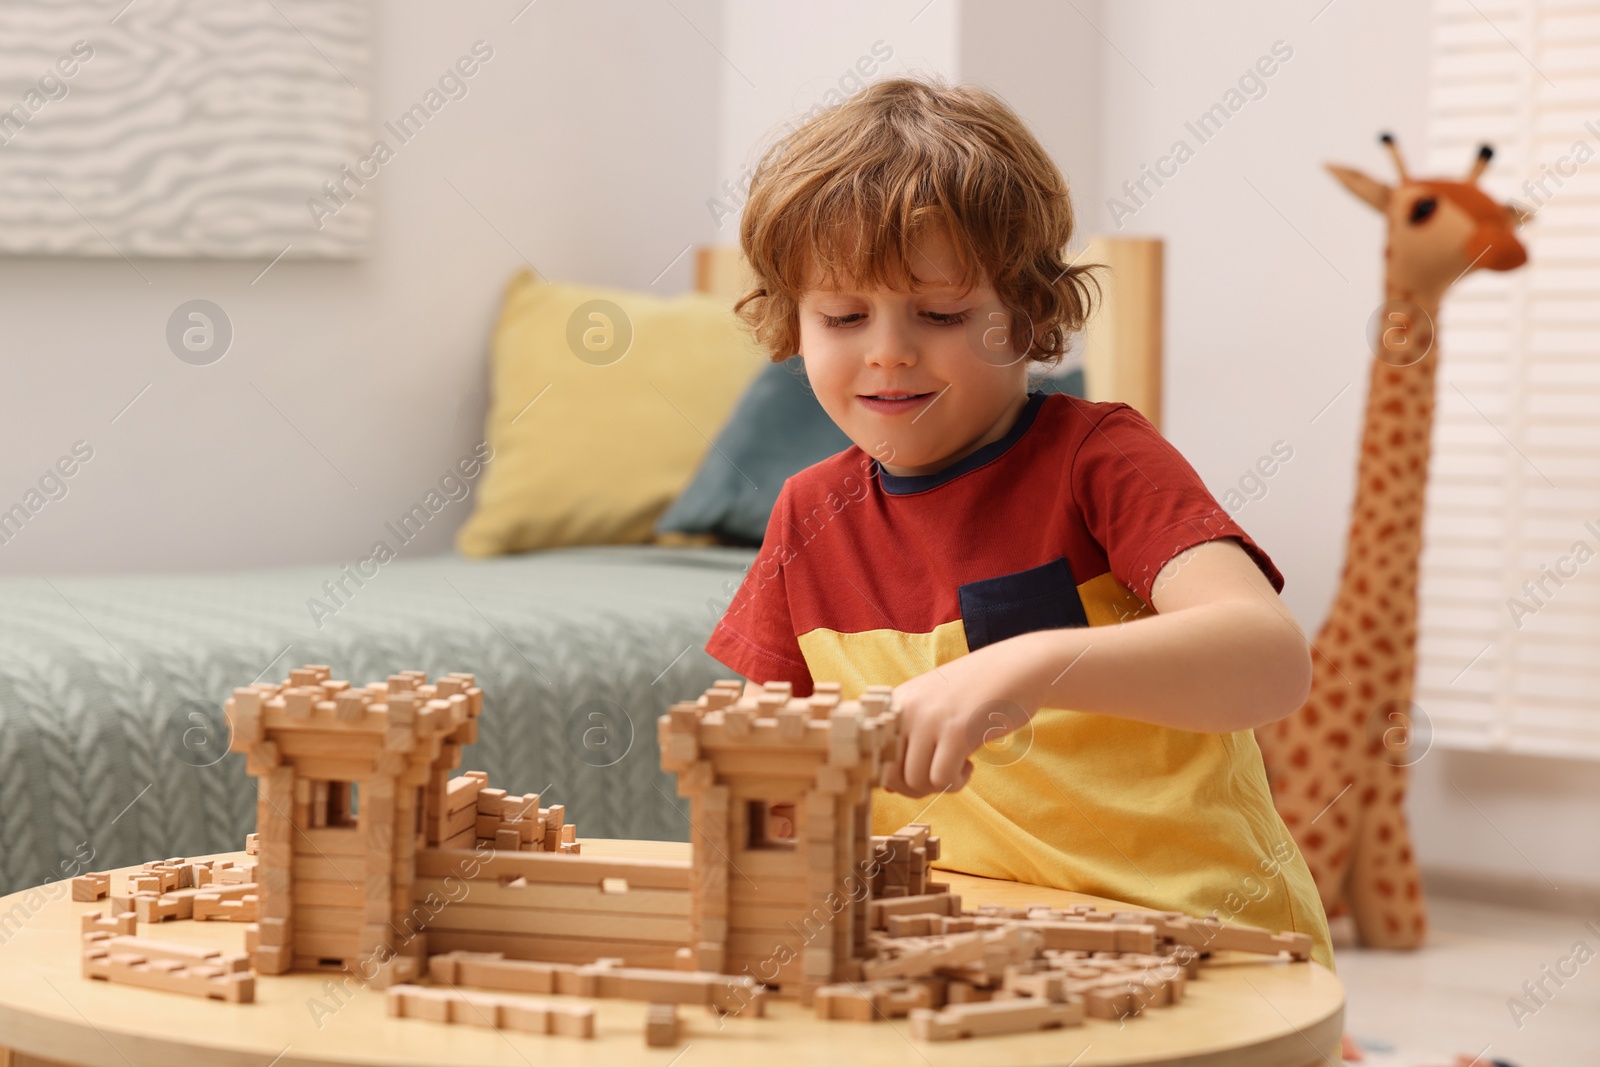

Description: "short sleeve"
703 481 815 695
1072 405 1285 606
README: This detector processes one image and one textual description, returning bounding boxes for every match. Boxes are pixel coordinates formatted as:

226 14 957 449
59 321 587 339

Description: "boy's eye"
817 310 971 328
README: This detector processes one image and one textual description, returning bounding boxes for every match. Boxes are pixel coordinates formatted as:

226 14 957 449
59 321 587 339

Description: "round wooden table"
0 840 1342 1067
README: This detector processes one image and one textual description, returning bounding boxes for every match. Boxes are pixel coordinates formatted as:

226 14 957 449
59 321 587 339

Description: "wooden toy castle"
73 665 1318 1044
222 667 910 1000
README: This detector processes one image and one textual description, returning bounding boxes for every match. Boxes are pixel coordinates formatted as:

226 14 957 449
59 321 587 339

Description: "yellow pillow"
457 270 768 556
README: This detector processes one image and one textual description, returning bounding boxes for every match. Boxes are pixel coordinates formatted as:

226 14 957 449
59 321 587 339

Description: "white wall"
715 2 960 231
0 0 724 576
958 0 1104 255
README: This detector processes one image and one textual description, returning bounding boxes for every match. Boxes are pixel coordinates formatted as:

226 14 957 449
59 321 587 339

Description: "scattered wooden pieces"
815 978 941 1020
428 951 765 1015
909 996 1084 1040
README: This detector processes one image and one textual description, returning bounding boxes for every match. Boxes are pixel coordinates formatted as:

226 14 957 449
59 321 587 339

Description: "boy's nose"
863 321 918 368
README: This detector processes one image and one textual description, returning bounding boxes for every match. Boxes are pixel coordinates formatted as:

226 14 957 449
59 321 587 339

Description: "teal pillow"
1031 366 1086 401
655 357 852 546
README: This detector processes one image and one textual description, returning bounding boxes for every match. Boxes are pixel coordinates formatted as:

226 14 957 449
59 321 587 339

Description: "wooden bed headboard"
693 237 1165 430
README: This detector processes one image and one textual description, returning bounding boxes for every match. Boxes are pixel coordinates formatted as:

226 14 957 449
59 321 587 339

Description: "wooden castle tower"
226 667 484 982
660 679 904 996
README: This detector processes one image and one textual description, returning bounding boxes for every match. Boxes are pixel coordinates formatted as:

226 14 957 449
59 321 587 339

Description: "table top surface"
0 840 1343 1067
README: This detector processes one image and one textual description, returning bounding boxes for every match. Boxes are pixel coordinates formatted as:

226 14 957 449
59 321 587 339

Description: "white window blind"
1414 0 1600 757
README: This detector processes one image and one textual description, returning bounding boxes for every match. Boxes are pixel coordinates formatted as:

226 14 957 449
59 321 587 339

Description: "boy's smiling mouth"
858 390 937 414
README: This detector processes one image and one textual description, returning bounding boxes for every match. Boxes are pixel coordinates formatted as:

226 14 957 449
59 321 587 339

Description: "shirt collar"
872 391 1047 496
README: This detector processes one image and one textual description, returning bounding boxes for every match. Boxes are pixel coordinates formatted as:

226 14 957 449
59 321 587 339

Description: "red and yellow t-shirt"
705 391 1334 970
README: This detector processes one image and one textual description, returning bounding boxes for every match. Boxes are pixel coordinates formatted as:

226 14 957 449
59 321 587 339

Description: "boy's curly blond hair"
734 75 1100 367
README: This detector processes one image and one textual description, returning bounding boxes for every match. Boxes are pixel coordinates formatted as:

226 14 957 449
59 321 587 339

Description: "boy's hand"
768 802 795 839
881 644 1035 798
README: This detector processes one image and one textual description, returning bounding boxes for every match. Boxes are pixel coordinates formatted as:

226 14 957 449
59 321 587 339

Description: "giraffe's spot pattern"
1252 324 1443 948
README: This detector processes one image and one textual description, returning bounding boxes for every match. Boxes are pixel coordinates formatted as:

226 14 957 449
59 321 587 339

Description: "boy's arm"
1018 536 1312 729
883 537 1312 798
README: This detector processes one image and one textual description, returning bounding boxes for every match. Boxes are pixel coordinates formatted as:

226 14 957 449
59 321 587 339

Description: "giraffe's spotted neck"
1320 276 1446 661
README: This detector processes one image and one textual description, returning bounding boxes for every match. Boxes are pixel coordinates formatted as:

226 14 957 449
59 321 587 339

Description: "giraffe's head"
1326 133 1530 300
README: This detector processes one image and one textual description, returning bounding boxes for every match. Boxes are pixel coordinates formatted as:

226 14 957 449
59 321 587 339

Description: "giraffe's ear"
1325 164 1391 212
1504 199 1534 228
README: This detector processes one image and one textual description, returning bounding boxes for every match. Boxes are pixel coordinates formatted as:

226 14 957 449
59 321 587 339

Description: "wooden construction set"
67 666 1314 1045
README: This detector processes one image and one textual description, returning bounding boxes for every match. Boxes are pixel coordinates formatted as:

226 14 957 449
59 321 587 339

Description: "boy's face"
796 225 1031 478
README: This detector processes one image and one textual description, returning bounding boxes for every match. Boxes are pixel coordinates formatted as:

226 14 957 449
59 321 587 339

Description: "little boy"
703 76 1334 971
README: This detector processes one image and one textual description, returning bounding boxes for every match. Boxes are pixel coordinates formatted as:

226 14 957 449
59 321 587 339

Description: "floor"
1334 898 1600 1067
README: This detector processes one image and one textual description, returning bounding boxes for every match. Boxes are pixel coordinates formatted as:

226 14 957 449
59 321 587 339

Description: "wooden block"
1169 917 1314 961
444 802 478 838
776 707 807 740
412 902 686 942
71 872 111 902
1083 982 1139 1021
428 951 761 1013
335 691 367 721
82 936 254 1003
440 825 476 850
135 888 210 923
1014 919 1156 955
724 706 752 737
219 863 258 885
814 979 938 1020
411 849 690 889
81 910 136 937
863 927 1038 983
283 687 314 719
445 774 483 814
257 917 291 947
386 984 595 1039
908 996 1083 1040
476 787 508 816
254 945 291 974
868 893 961 929
193 888 261 923
644 1003 678 1047
812 764 848 794
814 984 877 1021
886 914 939 938
131 869 182 894
495 828 521 852
228 687 265 744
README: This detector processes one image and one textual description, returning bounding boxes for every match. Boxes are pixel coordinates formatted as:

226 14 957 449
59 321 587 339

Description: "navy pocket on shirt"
957 557 1090 652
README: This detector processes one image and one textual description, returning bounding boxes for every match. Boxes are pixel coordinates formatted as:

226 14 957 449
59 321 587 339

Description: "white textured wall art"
0 0 370 258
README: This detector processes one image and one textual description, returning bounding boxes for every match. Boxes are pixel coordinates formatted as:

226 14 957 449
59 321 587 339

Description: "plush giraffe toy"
1255 133 1529 949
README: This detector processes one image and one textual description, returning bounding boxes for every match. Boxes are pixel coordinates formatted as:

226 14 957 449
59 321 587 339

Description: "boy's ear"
1325 164 1392 213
